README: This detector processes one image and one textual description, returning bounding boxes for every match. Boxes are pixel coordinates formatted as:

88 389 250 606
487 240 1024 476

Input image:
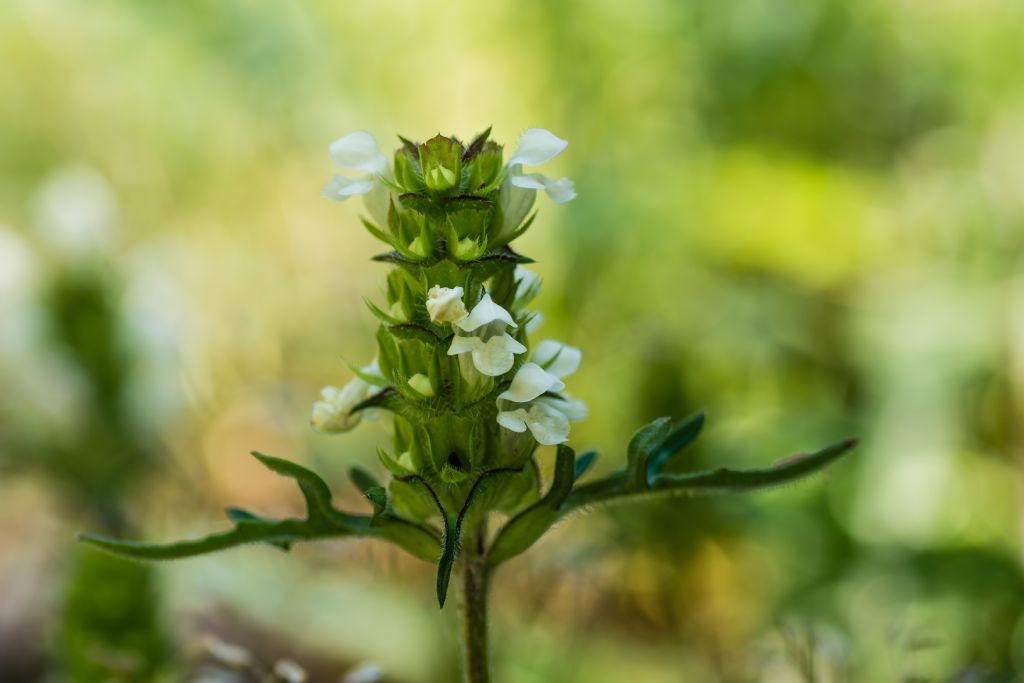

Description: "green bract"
80 128 856 620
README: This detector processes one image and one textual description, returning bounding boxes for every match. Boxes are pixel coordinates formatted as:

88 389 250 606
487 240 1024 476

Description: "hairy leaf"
79 452 439 563
564 437 858 514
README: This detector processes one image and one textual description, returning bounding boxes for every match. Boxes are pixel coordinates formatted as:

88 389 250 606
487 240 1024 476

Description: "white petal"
498 362 564 403
321 174 375 200
509 128 568 166
496 177 536 243
536 395 588 422
511 173 575 203
496 408 529 433
426 285 468 324
447 335 479 356
457 292 516 332
524 402 571 445
329 131 388 174
510 172 548 190
514 266 541 302
363 179 395 227
532 339 581 378
525 312 544 334
471 333 527 376
544 177 577 204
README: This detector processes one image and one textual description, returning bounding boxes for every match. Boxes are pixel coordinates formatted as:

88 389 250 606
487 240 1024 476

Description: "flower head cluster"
314 126 583 514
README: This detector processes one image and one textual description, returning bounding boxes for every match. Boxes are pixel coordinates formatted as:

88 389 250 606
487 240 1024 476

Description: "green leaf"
435 467 523 607
626 417 672 491
349 465 383 494
574 450 598 481
350 466 387 518
564 437 858 514
487 445 576 568
646 411 705 482
224 507 292 550
651 437 858 494
396 475 453 607
79 452 440 563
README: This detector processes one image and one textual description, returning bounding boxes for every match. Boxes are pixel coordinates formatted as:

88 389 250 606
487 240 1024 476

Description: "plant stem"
458 552 491 683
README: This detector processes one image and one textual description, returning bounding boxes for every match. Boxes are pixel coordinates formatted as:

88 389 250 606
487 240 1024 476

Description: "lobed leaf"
79 452 439 563
563 437 858 514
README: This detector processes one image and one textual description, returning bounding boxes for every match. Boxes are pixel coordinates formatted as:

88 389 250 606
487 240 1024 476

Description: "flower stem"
458 548 491 682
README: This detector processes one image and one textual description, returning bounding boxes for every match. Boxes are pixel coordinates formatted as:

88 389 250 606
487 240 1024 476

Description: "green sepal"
372 251 426 265
377 447 414 477
472 245 535 265
344 355 390 387
461 126 492 162
393 150 423 193
564 437 858 514
486 445 575 568
497 210 537 248
361 218 398 250
78 452 440 563
365 298 405 326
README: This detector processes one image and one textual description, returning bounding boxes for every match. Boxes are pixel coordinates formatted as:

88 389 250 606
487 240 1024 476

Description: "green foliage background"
1 0 1022 681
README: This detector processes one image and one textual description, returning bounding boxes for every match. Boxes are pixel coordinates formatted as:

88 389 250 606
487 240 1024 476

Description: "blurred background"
1 0 1022 681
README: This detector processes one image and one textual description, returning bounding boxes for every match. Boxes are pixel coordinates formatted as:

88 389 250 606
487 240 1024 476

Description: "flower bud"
426 286 468 324
418 135 463 195
408 373 435 397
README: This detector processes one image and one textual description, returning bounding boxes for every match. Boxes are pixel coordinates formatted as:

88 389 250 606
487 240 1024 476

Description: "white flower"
449 333 527 376
514 266 541 306
532 338 581 378
322 131 389 202
32 165 117 260
311 359 382 433
507 128 576 204
445 293 526 376
495 341 587 445
426 285 468 324
456 292 516 332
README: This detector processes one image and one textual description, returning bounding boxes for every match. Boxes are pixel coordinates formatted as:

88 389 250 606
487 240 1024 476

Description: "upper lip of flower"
506 129 576 204
456 293 517 332
322 131 390 201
